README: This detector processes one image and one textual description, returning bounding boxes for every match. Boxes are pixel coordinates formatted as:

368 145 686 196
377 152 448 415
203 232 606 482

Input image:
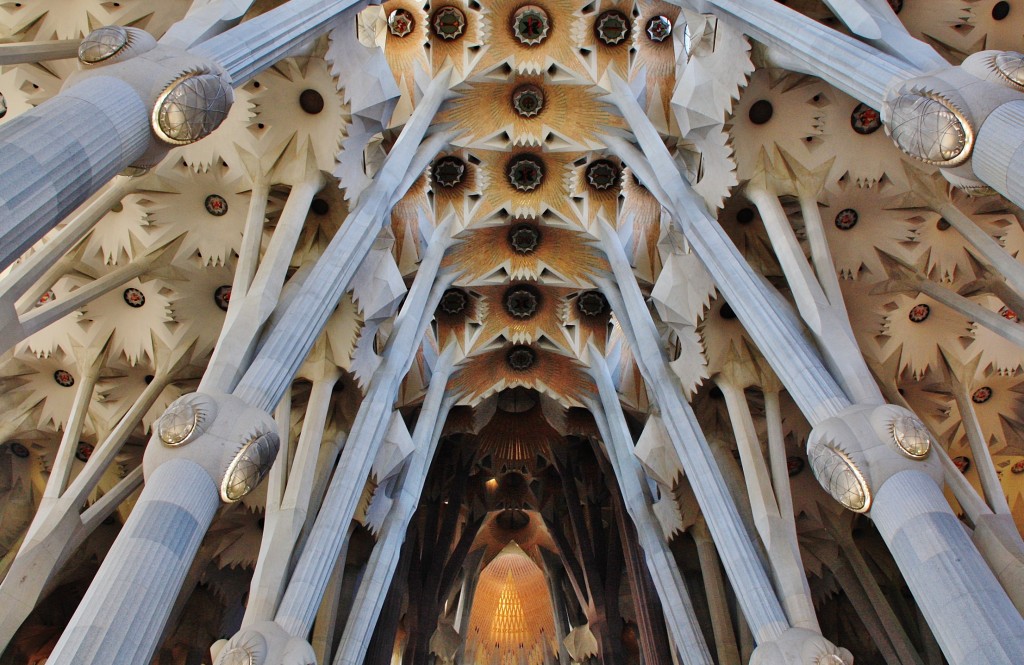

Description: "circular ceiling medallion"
953 455 971 473
432 6 466 40
505 286 539 318
433 156 466 188
439 288 468 315
908 303 930 323
512 84 545 118
736 207 755 224
508 155 544 191
787 456 804 476
513 5 550 46
595 10 630 46
850 103 882 135
506 345 537 371
993 0 1010 20
310 198 329 215
1012 459 1024 474
214 285 232 311
75 442 94 462
299 89 325 114
748 99 773 125
646 16 672 42
585 159 621 190
8 442 29 458
577 291 608 317
388 8 415 37
36 289 55 307
54 369 75 387
123 287 146 308
205 194 228 216
972 386 992 403
509 223 540 253
834 208 858 230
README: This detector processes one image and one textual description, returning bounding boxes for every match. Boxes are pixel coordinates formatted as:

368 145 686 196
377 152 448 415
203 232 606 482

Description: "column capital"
807 403 942 514
145 391 279 504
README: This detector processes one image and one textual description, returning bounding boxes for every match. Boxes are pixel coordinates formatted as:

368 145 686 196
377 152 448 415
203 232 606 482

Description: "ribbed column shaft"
586 330 788 643
232 72 452 412
871 470 1024 665
45 459 220 665
602 92 849 423
973 100 1024 210
192 0 369 85
0 39 81 65
0 76 149 271
588 358 714 665
706 0 914 109
333 350 455 665
274 253 452 636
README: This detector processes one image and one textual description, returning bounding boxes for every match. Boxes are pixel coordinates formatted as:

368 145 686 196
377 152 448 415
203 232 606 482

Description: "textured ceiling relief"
0 0 1023 663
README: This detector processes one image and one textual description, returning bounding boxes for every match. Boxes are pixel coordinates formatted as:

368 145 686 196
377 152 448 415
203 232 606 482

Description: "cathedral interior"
1 0 1024 663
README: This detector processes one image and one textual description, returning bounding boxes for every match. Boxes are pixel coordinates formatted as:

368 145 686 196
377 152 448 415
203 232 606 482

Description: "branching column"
606 75 1024 665
0 0 370 273
587 350 714 665
332 346 457 665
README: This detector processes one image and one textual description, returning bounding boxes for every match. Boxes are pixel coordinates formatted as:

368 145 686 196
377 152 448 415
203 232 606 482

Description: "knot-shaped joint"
750 627 853 665
212 621 315 665
807 404 941 514
146 391 279 504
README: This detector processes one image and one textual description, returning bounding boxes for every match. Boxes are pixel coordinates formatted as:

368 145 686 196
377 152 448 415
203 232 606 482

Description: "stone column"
607 74 1024 665
332 347 457 665
0 0 370 273
587 352 714 665
272 265 452 637
231 71 454 411
44 459 221 665
692 521 741 665
0 39 81 65
0 75 150 270
872 471 1024 665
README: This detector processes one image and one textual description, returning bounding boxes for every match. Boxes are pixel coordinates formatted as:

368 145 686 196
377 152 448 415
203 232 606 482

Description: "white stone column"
231 71 453 411
0 39 81 65
973 100 1024 208
45 459 221 665
272 261 454 637
332 346 457 665
587 351 714 665
692 521 742 665
0 75 150 270
871 471 1024 665
592 262 789 644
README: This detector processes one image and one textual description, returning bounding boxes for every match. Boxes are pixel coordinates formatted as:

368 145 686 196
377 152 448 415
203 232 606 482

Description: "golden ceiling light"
450 345 594 406
465 543 558 665
477 395 559 473
472 0 588 77
444 221 606 285
442 77 626 151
